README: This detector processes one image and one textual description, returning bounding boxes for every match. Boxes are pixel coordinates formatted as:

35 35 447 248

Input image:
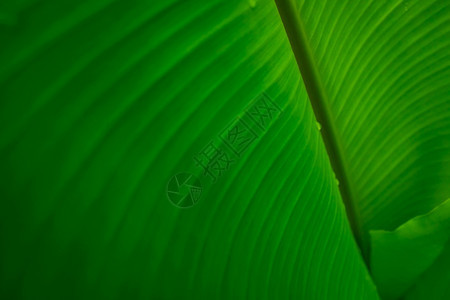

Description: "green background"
0 0 449 299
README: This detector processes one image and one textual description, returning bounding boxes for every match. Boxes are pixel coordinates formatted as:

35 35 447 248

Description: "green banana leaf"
0 0 448 299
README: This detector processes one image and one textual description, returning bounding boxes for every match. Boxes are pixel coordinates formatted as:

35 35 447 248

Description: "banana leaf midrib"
274 0 368 262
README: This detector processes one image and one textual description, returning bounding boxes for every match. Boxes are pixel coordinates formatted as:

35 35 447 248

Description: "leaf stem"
274 0 369 264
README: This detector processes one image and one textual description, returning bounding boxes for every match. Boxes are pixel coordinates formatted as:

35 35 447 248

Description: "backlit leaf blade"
0 0 378 299
289 0 450 246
